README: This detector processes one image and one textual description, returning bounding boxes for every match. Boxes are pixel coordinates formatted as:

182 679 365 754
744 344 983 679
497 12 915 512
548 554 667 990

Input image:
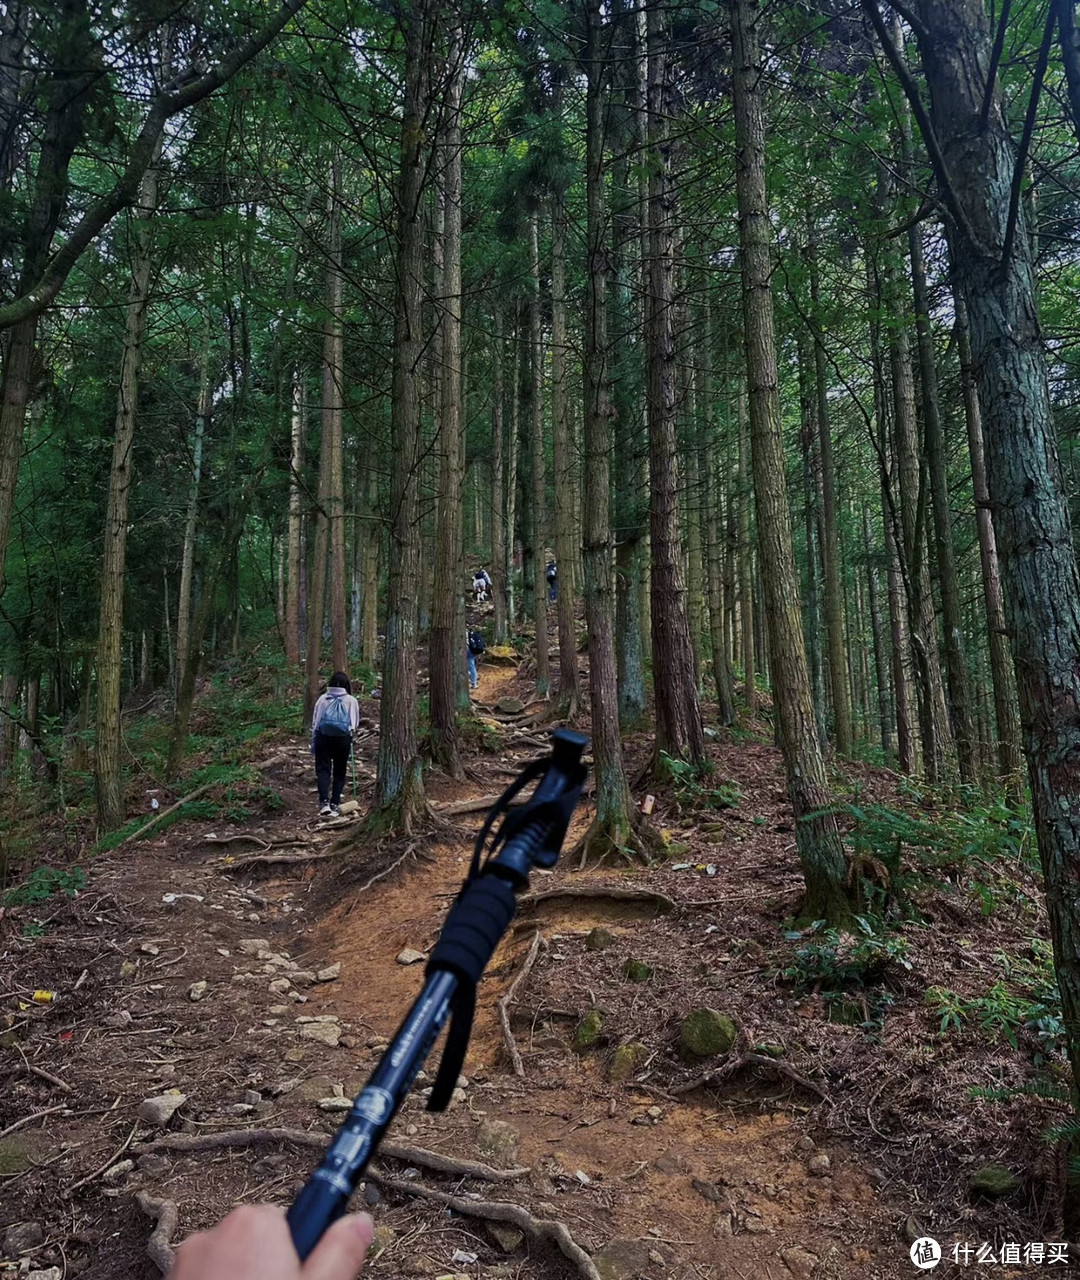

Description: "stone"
140 943 160 956
318 1097 352 1111
26 1269 62 1280
223 1103 255 1117
317 963 342 982
807 1153 831 1177
608 1042 648 1084
270 1078 301 1097
238 938 269 956
396 949 426 966
780 1246 819 1280
269 1004 290 1015
970 1165 1019 1197
487 1224 525 1253
188 981 208 1002
268 978 292 996
622 960 653 984
338 799 360 815
754 1041 785 1058
291 971 318 987
573 1008 604 1053
594 1238 654 1280
135 1153 170 1177
137 1091 187 1127
119 960 138 980
299 1022 341 1048
584 927 615 952
679 1008 737 1059
102 1160 135 1184
370 1226 396 1258
796 1136 815 1152
648 1251 665 1267
3 1222 44 1258
496 696 524 714
362 1183 380 1207
652 1151 688 1175
692 1178 723 1203
105 1010 133 1028
243 1090 262 1106
476 1119 520 1167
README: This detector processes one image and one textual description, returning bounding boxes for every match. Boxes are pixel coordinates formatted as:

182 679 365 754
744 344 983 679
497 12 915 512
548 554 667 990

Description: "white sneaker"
329 805 340 818
319 803 332 817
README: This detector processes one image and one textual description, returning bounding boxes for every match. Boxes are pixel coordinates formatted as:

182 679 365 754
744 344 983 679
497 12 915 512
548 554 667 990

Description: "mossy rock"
496 696 525 714
585 927 615 952
0 1132 47 1176
622 959 653 984
608 1042 649 1084
970 1165 1019 1197
753 1041 785 1059
573 1008 605 1053
679 1008 738 1059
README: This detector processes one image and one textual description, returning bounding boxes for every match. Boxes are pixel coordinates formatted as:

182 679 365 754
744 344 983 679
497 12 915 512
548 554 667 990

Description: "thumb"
300 1213 374 1280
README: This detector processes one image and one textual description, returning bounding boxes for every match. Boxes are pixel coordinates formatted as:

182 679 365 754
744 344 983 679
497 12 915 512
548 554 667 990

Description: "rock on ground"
136 1091 187 1127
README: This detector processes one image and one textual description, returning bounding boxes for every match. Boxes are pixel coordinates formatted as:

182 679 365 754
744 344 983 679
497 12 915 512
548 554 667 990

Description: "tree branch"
0 0 309 330
980 0 1013 130
1002 1 1056 272
862 0 984 253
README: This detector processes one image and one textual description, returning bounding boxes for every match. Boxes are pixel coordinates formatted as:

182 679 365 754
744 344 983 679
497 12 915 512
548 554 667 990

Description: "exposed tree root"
368 1169 601 1280
135 1191 179 1274
497 930 544 1075
132 1129 527 1183
671 1052 829 1101
219 849 338 872
572 811 663 870
518 886 677 915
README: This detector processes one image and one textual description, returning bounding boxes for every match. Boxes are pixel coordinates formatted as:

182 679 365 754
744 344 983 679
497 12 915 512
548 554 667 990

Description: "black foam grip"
426 875 518 987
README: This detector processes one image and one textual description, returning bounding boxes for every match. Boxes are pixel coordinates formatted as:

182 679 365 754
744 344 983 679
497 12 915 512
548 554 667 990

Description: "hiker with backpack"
466 628 485 691
310 672 360 817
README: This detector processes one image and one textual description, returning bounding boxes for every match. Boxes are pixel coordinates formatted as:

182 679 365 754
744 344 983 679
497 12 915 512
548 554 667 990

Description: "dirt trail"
0 652 939 1280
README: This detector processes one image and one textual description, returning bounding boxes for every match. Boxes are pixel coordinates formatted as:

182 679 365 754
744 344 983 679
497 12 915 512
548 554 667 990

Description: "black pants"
313 731 351 806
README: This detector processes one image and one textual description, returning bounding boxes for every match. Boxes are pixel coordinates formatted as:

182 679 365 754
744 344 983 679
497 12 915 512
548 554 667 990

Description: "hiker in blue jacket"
310 672 360 817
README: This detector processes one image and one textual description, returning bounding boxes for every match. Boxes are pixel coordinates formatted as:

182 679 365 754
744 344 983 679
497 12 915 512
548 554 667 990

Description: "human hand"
169 1205 372 1280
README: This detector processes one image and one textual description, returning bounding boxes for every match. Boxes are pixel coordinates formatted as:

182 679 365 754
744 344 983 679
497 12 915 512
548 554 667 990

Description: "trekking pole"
286 729 589 1260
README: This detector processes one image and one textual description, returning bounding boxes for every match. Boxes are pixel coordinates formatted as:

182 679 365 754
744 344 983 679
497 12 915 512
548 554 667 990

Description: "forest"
3 0 1080 1275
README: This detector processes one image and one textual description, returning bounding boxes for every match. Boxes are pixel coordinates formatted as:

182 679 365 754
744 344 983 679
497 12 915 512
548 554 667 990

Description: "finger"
300 1213 374 1280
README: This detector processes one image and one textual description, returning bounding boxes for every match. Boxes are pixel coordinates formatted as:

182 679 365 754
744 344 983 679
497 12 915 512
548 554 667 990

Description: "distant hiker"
472 567 491 603
467 627 486 690
310 671 360 818
546 559 557 602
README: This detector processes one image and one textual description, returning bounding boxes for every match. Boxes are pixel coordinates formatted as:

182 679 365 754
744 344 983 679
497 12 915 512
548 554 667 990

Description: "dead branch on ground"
671 1052 829 1101
497 930 544 1076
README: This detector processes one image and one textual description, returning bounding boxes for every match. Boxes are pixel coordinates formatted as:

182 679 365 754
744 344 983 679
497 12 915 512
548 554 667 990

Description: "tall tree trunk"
893 0 1080 1147
325 150 348 675
303 370 332 729
645 1 705 770
706 433 737 726
807 233 852 755
175 313 211 712
797 330 826 747
909 222 975 782
430 25 465 775
371 0 434 833
731 0 851 924
737 391 755 716
491 310 508 645
550 191 580 716
954 295 1023 796
285 374 304 666
528 212 550 697
361 457 380 670
864 505 893 759
100 182 162 824
579 0 651 862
